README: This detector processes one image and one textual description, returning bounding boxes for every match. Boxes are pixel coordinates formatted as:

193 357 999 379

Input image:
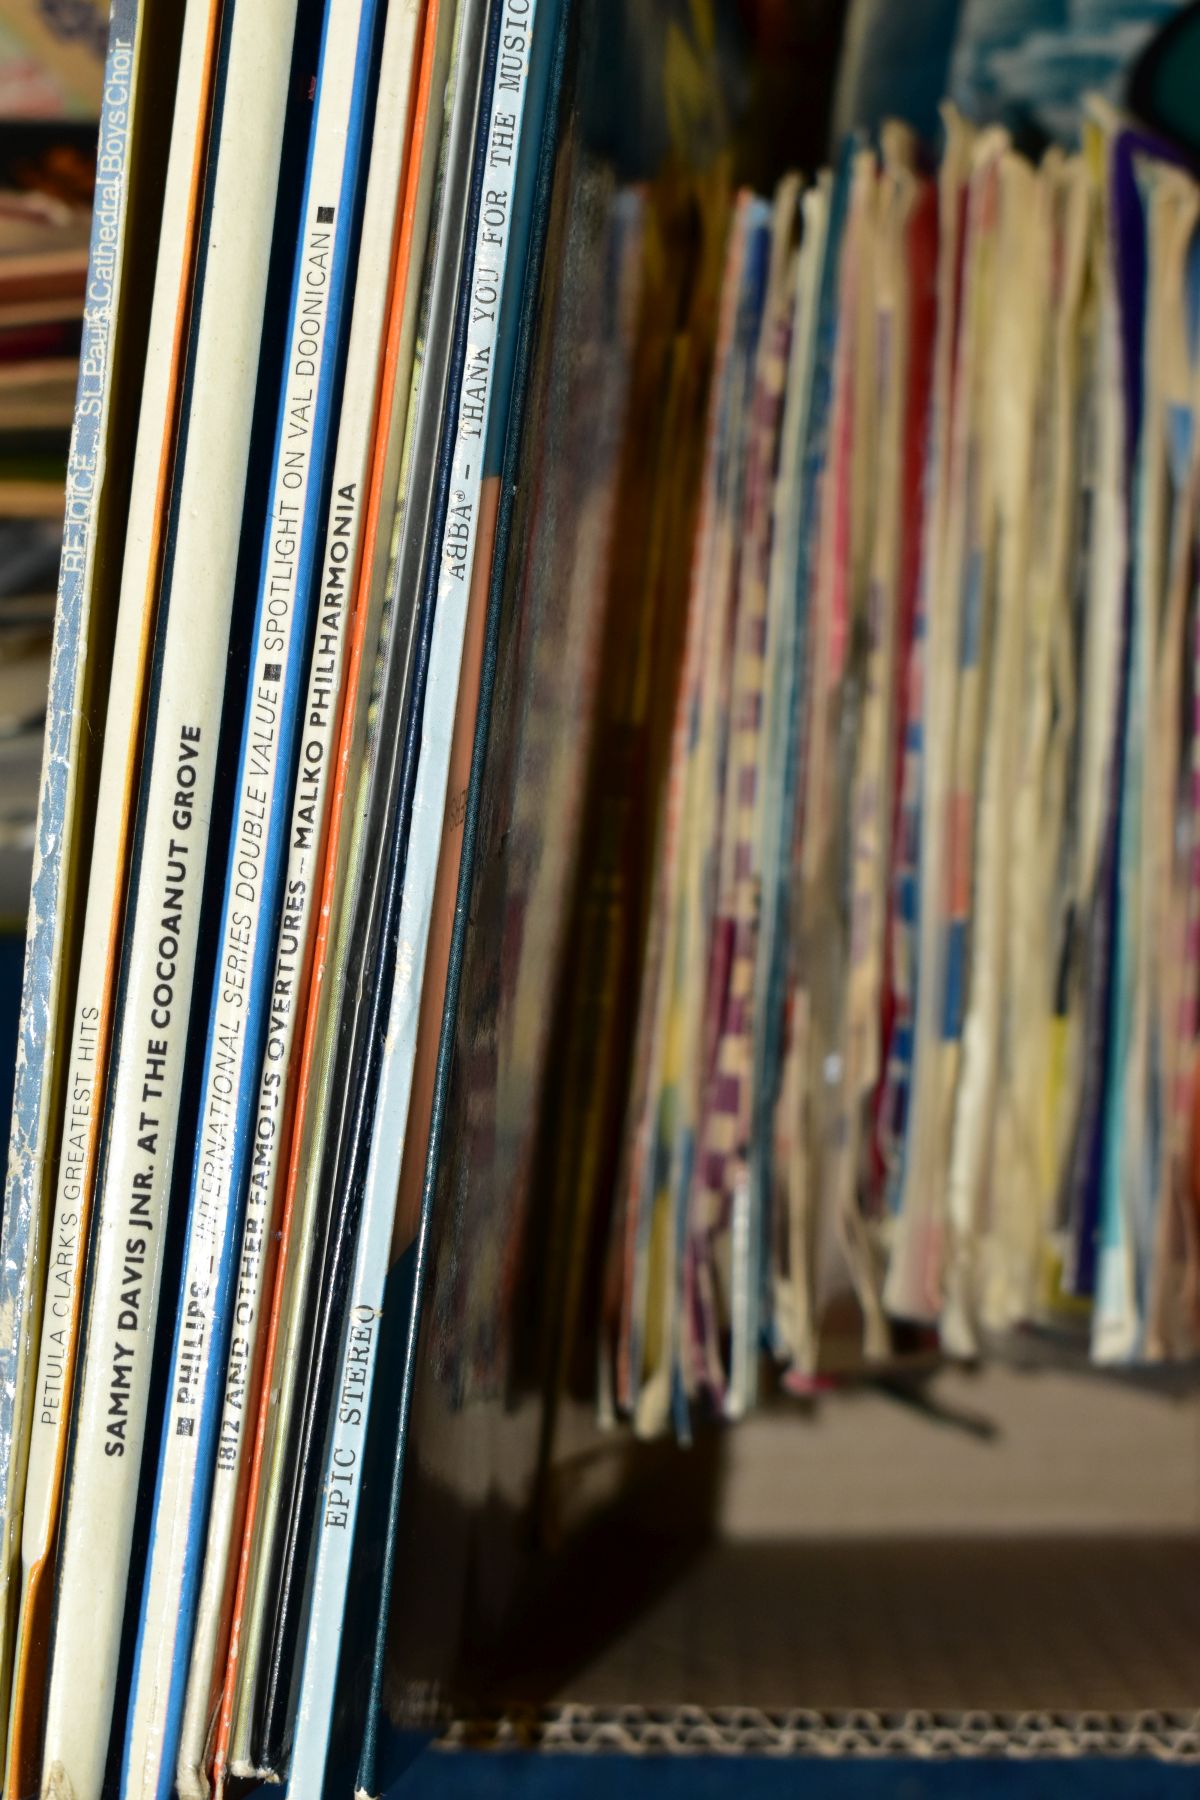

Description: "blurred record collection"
0 0 1196 1795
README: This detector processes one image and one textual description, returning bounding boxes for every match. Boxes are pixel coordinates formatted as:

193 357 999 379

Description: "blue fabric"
946 0 1183 137
834 0 963 142
379 1742 1200 1799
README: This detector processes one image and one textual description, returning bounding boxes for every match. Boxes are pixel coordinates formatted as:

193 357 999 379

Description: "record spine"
289 0 542 1778
247 0 499 1765
120 0 381 1790
356 4 572 1789
215 6 452 1781
41 2 301 1792
173 4 427 1792
0 0 144 1755
3 7 220 1791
